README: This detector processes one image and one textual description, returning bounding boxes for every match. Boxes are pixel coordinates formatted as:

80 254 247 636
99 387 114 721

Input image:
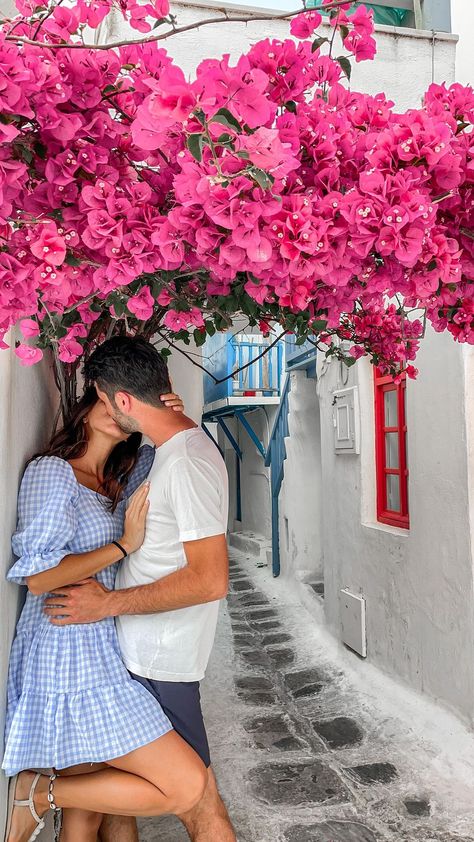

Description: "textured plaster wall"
219 409 275 539
0 344 57 837
318 326 474 725
279 371 323 581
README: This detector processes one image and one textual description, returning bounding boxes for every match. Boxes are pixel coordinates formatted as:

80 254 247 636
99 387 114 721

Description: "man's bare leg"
180 768 236 842
98 815 139 842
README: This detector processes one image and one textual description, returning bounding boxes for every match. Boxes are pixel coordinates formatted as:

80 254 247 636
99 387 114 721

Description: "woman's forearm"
26 540 129 596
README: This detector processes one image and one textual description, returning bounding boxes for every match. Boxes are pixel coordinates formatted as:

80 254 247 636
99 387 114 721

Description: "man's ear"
115 390 133 413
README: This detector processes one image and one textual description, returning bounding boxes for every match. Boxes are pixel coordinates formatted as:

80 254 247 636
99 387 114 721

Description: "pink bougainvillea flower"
15 345 44 366
290 11 322 40
127 286 155 320
58 336 84 363
30 223 67 267
19 319 40 338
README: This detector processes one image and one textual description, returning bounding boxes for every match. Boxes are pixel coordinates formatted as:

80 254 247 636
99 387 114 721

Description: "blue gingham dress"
2 447 172 777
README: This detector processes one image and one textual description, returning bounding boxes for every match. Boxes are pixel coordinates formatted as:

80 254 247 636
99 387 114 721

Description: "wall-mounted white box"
339 588 367 658
332 386 360 454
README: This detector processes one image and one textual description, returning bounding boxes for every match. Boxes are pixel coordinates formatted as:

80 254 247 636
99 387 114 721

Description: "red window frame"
374 369 409 529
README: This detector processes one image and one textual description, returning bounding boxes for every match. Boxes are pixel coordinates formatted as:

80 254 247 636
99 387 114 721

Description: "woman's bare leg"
8 732 206 842
58 764 106 842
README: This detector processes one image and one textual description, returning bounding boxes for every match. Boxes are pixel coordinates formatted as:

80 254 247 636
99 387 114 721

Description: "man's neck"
141 409 198 448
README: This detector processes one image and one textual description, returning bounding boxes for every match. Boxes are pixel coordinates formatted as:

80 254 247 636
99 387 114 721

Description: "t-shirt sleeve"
124 445 156 499
8 457 79 585
166 456 226 543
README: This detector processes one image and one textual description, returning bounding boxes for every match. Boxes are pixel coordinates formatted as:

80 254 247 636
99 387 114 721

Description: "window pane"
386 474 400 512
384 389 398 427
385 432 399 468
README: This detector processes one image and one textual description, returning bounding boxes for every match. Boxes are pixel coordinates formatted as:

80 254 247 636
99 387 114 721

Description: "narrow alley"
138 549 474 842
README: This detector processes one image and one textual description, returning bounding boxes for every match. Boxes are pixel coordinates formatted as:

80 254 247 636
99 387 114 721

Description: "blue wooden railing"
203 332 283 406
265 374 291 577
285 335 317 374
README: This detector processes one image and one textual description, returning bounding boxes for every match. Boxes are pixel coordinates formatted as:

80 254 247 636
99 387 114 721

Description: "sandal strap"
28 772 43 824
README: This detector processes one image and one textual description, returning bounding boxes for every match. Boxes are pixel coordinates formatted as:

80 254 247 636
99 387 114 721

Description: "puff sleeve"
8 456 79 585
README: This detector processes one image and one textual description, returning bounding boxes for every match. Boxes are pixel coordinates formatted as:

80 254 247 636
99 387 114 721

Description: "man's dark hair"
84 336 172 407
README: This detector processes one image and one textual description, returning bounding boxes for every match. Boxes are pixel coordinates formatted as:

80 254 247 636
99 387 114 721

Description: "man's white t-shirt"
115 427 229 682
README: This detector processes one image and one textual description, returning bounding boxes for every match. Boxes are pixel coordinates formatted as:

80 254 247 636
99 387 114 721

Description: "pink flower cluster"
0 0 472 375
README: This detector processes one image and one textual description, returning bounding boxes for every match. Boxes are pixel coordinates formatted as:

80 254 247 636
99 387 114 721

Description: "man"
45 336 237 842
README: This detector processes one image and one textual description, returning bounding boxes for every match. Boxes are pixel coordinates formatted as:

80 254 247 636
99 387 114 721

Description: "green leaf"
193 328 207 347
160 347 172 358
339 25 349 41
344 355 357 368
34 141 47 160
210 107 241 133
336 56 352 81
284 100 298 113
311 36 328 52
19 146 33 164
250 168 275 191
205 321 216 337
103 84 117 95
193 109 206 126
311 319 328 332
236 150 250 159
64 253 81 267
187 133 204 162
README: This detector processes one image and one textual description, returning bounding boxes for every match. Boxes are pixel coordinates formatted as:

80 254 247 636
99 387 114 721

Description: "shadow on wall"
0 342 57 837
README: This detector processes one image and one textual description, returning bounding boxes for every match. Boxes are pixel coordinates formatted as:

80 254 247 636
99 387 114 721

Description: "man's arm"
44 533 229 624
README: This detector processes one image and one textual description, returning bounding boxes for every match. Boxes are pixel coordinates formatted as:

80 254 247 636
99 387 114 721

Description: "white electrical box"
332 386 360 454
339 588 367 658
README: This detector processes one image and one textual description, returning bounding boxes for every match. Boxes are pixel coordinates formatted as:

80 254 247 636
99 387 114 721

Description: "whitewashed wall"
0 344 57 837
318 328 474 725
452 0 473 86
279 371 323 581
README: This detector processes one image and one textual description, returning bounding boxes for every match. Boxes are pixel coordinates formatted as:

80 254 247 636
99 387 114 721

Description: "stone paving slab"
283 821 378 841
249 760 351 806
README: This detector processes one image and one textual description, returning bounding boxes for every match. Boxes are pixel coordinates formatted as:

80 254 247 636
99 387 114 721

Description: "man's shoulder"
165 431 225 484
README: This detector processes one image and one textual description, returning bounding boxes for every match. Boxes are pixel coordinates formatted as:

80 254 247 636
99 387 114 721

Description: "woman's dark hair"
29 387 142 511
83 336 171 407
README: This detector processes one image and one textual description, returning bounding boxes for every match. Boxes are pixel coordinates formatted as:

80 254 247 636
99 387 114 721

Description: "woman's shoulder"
22 455 78 492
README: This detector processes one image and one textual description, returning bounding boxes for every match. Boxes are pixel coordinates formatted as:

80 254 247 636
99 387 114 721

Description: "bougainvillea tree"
0 0 472 416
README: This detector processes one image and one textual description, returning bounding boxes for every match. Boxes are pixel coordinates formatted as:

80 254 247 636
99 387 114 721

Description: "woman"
3 387 207 842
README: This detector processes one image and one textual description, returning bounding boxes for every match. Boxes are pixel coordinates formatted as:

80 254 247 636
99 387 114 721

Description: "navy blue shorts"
129 672 211 767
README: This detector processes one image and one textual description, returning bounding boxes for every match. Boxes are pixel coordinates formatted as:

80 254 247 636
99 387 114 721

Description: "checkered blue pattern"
2 447 171 777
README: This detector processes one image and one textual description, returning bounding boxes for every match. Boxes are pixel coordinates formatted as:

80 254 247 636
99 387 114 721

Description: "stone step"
229 530 272 560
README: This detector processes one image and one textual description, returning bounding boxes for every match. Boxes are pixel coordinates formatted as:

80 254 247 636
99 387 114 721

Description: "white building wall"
0 343 57 837
218 408 276 539
452 0 473 86
279 371 323 581
319 328 474 725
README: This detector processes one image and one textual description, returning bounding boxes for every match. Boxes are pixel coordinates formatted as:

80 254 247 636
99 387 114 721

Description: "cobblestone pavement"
139 550 474 842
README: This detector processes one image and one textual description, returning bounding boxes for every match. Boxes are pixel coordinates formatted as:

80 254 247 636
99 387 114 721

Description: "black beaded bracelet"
112 540 128 559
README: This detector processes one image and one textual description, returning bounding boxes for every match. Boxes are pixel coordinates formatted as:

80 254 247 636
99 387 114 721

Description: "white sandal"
4 772 46 842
